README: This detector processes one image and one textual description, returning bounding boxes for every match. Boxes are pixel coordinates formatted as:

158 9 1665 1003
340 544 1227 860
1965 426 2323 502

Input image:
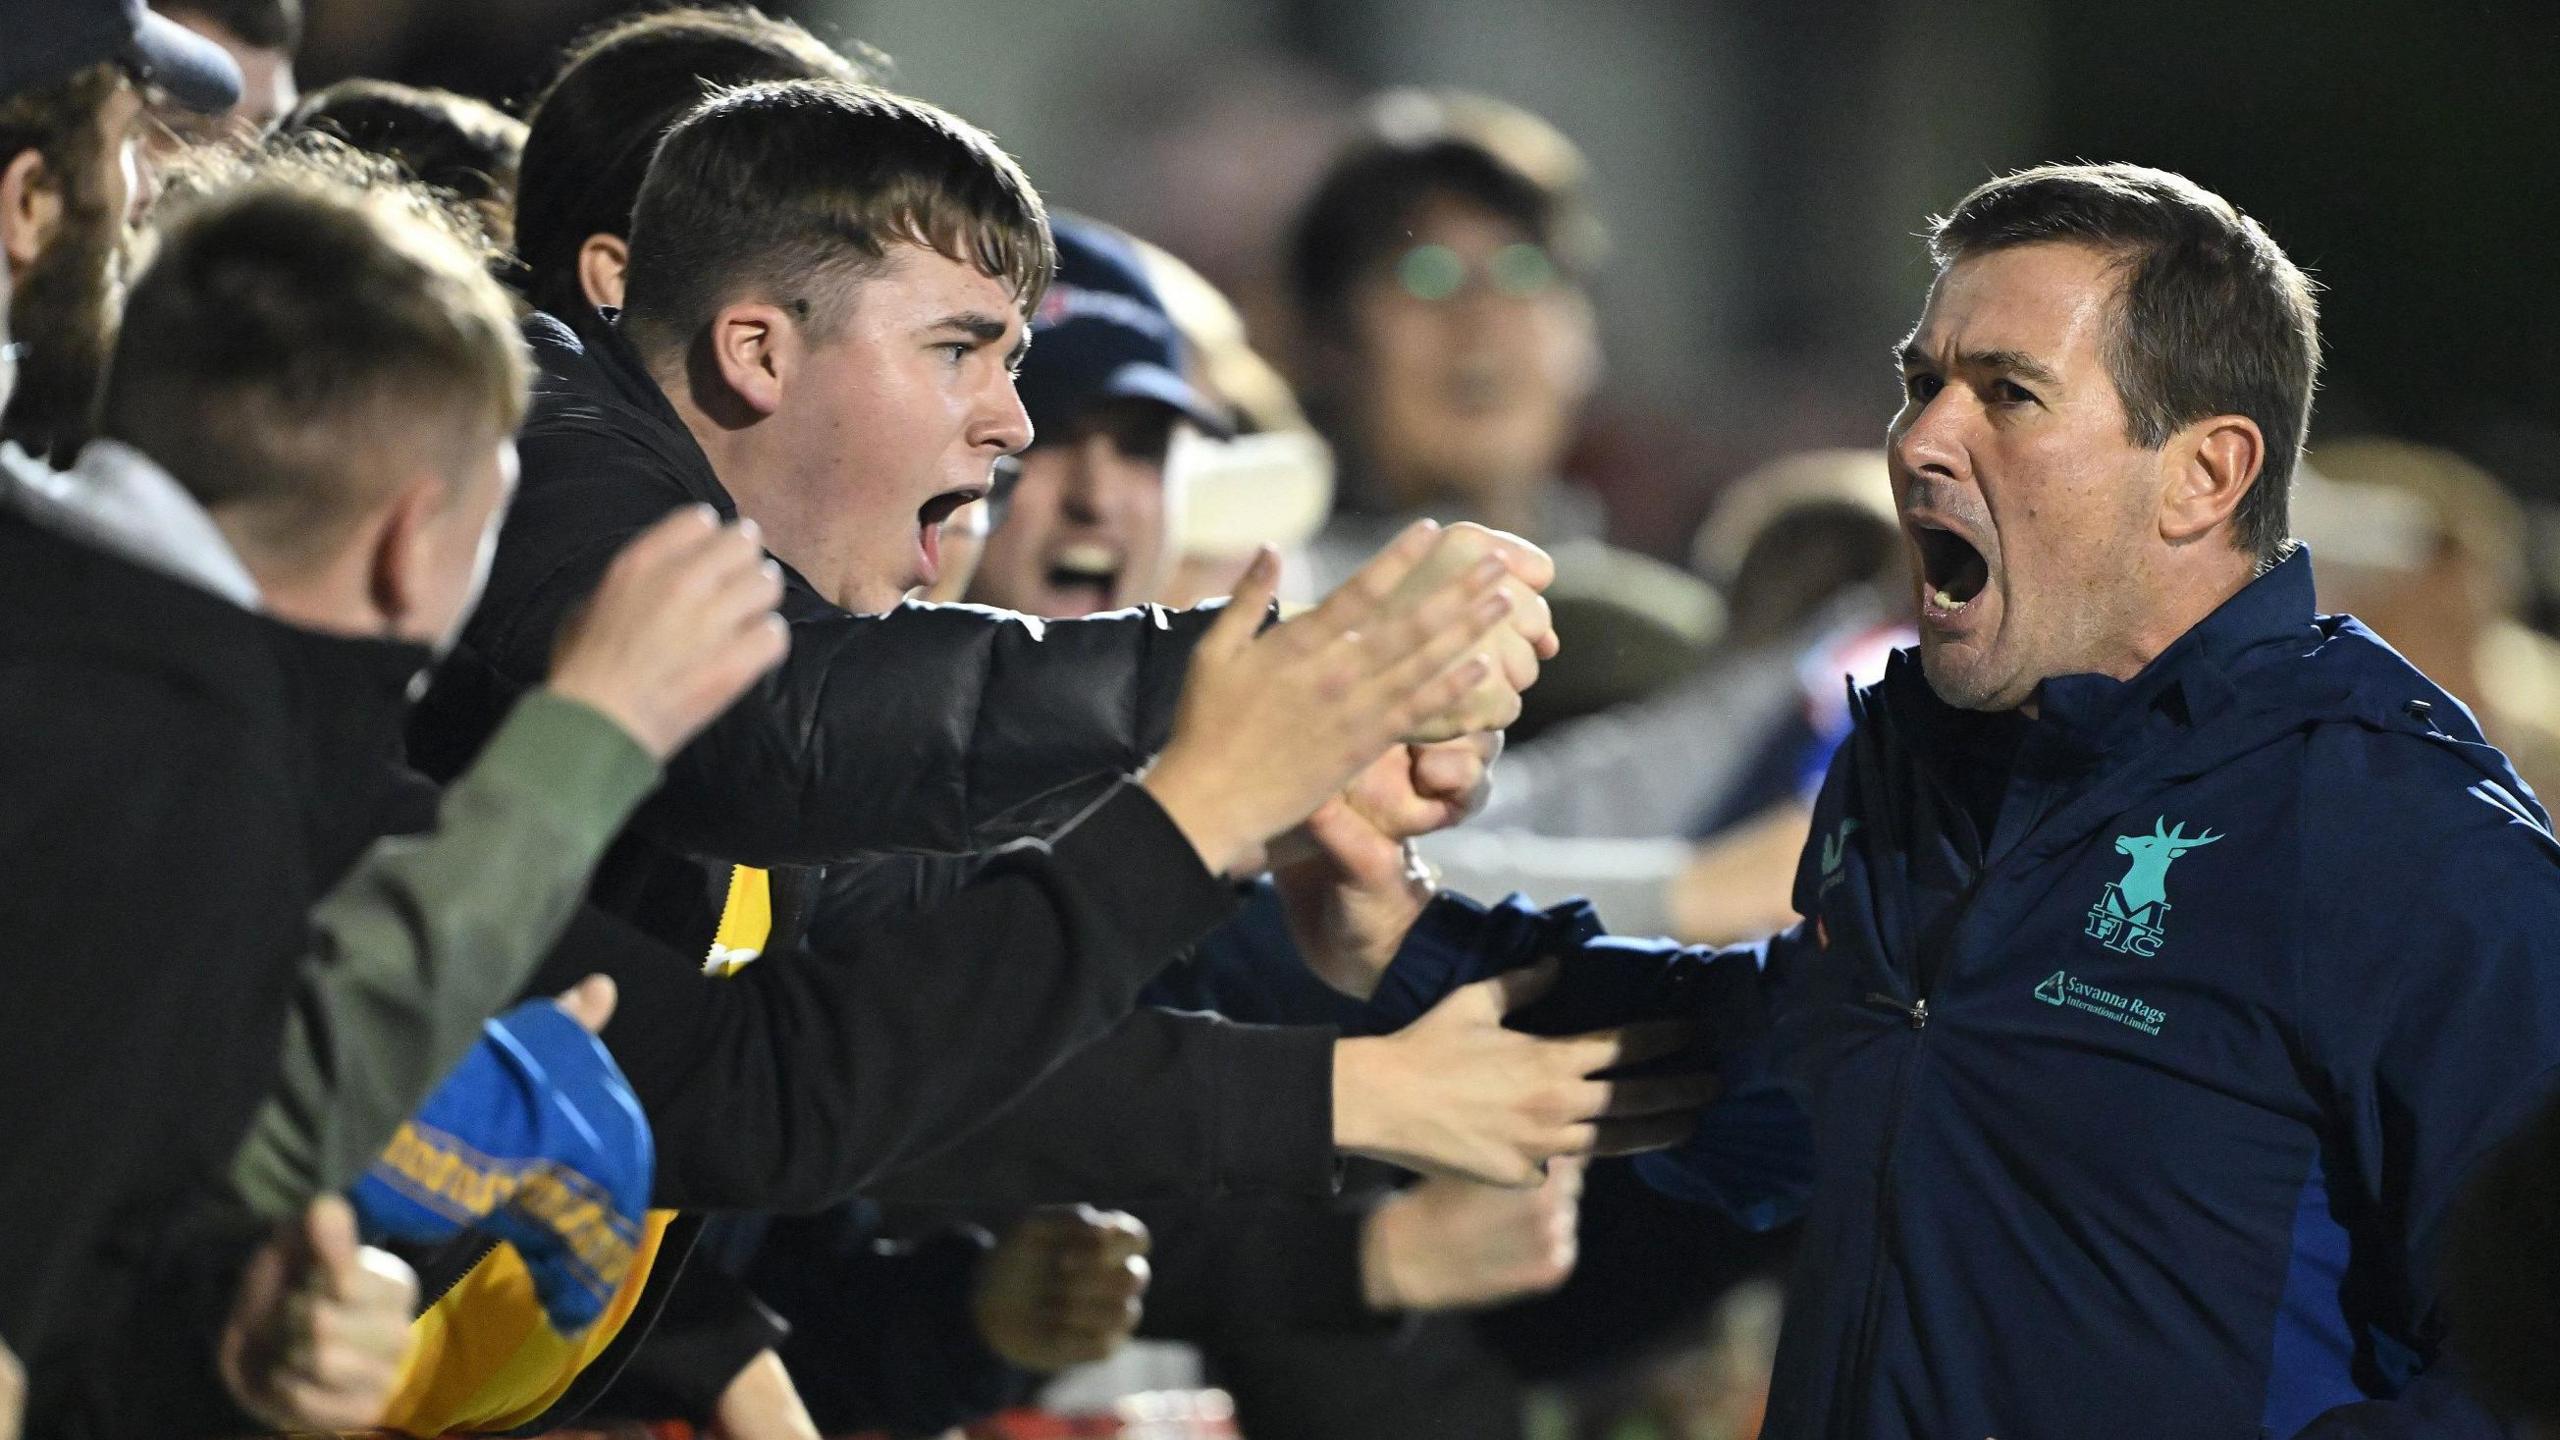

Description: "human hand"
1366 524 1556 743
1142 525 1517 876
708 1350 821 1440
218 1196 419 1432
973 1207 1152 1374
1331 963 1718 1187
1361 1158 1583 1312
547 505 790 760
552 972 618 1034
0 1336 21 1440
1271 734 1498 996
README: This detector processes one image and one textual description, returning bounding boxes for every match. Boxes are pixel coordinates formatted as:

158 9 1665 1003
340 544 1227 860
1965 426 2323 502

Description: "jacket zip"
1836 767 1991 1439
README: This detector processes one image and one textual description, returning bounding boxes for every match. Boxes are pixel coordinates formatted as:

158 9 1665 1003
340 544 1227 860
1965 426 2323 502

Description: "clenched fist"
218 1195 418 1432
974 1207 1152 1374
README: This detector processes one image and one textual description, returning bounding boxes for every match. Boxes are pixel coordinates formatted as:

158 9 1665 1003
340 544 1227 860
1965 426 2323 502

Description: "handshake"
1141 520 1555 879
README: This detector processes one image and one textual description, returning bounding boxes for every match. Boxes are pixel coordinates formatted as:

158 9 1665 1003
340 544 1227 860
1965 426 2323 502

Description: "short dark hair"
1928 163 2320 566
161 0 303 52
513 5 869 321
283 80 527 246
621 79 1051 355
1286 88 1605 325
98 158 528 567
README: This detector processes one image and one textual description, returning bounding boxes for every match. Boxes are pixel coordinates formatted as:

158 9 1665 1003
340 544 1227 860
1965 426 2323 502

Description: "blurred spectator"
1130 236 1336 609
1285 86 1721 736
507 3 869 323
2295 436 2560 802
281 77 526 247
0 18 224 463
155 0 301 138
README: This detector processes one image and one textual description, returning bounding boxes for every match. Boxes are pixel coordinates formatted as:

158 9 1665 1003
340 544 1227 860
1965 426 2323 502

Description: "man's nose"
1893 388 1971 482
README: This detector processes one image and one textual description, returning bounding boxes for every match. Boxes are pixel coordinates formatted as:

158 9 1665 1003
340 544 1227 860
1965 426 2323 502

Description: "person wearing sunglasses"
1284 87 1722 742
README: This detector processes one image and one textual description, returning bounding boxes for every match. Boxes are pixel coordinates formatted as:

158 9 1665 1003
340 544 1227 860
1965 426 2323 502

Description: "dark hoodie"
0 499 434 1437
1404 551 2552 1438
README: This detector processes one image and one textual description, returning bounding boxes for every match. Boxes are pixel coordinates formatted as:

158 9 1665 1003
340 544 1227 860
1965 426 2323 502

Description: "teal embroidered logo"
2083 817 2220 957
1819 818 1860 895
2032 968 2168 1036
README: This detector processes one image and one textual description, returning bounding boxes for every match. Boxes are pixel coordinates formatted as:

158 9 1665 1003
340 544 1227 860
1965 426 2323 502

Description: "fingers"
1356 560 1513 715
0 1338 19 1440
1197 546 1281 663
1541 1152 1589 1201
245 1205 418 1432
1496 578 1556 673
1408 737 1490 803
615 503 724 567
1312 519 1442 634
1555 1018 1701 1077
1583 1111 1705 1158
1485 958 1563 1016
554 973 618 1035
1586 1070 1721 1120
300 1195 363 1296
1460 525 1556 592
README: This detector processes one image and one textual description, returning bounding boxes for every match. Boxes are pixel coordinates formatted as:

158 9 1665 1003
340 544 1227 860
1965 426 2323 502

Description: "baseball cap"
3 0 243 114
1016 212 1232 447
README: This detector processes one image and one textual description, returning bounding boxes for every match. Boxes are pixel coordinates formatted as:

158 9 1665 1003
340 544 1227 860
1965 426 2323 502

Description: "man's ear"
0 148 63 275
576 233 629 310
702 301 797 420
366 474 444 637
2160 414 2266 545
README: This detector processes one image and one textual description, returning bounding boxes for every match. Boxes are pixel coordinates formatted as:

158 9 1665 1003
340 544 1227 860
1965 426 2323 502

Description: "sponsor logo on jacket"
2084 817 2220 956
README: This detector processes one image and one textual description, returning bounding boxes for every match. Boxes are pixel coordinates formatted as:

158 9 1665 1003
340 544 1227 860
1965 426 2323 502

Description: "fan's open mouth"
1044 542 1123 610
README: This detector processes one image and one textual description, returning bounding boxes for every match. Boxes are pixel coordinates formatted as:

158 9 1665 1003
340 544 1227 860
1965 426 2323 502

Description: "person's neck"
650 346 778 514
2017 547 2260 719
219 519 384 637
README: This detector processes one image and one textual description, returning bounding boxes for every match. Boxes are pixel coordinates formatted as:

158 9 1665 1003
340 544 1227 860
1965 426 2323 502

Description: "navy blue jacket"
1410 551 2560 1438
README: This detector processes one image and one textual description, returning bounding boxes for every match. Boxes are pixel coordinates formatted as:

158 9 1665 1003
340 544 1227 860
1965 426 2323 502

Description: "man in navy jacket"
1366 162 2557 1437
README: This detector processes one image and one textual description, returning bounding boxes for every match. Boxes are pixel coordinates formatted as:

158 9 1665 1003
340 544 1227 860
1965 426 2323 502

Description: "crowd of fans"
7 2 2560 1439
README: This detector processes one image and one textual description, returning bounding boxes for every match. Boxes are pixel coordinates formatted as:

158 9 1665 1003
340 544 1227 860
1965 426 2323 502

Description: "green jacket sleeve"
227 690 659 1215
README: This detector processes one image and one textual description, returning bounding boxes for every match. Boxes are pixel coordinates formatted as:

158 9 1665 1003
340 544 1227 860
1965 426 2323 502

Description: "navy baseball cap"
4 0 243 113
1016 213 1232 448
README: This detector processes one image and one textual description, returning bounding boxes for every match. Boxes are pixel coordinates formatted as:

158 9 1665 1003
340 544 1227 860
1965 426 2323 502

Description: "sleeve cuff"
456 689 663 855
1203 1021 1340 1198
1356 891 1609 1034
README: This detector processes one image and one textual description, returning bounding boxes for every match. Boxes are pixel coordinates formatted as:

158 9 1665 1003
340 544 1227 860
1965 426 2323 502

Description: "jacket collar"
523 306 737 515
1883 546 2323 769
3 438 263 608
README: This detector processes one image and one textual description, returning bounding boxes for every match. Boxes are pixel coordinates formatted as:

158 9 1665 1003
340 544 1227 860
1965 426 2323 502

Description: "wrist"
1139 756 1259 878
1368 848 1437 950
1330 1037 1401 1161
540 678 668 762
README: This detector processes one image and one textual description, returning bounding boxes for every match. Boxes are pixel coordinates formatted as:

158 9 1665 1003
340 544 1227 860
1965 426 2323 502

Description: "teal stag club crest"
2083 817 2221 957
